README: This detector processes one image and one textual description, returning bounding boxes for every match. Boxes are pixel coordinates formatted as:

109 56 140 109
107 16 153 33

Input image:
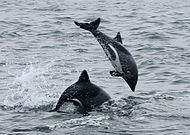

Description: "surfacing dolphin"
50 70 111 113
74 18 138 92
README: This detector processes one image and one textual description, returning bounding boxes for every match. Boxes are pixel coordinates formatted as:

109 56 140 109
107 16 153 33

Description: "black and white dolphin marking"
74 18 138 91
50 70 111 112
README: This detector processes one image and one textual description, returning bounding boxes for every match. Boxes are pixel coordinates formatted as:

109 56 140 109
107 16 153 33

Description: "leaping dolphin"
50 70 111 112
74 18 138 92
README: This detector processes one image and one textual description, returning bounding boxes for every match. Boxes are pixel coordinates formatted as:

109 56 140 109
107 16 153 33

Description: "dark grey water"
0 0 190 134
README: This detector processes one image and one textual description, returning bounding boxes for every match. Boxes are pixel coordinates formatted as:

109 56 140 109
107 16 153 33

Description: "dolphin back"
74 18 100 32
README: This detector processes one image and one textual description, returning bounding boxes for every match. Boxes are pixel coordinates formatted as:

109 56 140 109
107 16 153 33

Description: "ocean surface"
0 0 190 134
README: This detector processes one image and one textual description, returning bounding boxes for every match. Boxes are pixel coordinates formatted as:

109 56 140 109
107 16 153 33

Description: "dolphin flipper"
110 70 123 77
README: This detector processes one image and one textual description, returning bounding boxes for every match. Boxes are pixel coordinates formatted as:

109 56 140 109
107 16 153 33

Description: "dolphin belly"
97 38 123 73
109 45 123 73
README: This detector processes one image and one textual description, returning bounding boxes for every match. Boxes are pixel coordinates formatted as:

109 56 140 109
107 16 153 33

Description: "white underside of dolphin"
101 42 123 73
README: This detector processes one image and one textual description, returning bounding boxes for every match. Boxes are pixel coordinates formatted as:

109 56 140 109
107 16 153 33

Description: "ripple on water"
0 31 21 38
12 126 53 134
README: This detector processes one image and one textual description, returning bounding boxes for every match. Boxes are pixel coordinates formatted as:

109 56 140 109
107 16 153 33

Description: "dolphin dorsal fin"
114 32 123 44
78 70 90 82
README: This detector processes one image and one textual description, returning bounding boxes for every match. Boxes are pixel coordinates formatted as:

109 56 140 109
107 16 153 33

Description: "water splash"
3 64 59 110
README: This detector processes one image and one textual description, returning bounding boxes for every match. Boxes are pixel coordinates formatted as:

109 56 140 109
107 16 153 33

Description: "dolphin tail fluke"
74 18 100 32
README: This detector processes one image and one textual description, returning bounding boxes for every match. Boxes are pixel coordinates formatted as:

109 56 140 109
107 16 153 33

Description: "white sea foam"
3 64 59 108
